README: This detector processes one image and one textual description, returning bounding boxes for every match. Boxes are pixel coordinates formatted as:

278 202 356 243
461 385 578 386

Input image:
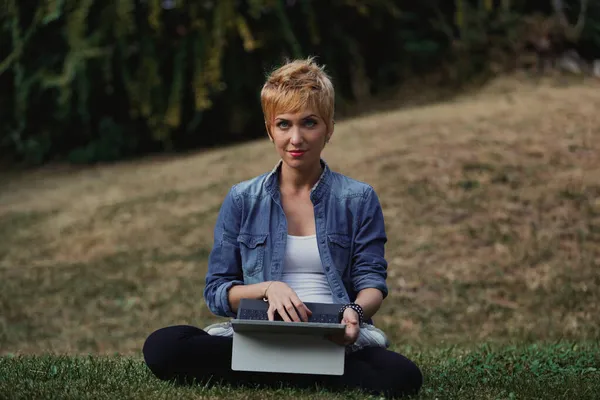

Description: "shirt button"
325 266 330 272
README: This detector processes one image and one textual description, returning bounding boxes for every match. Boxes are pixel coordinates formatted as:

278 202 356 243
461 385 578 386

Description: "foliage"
0 0 598 165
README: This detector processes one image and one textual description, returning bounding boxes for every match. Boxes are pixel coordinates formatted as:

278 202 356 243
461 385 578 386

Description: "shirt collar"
264 158 331 204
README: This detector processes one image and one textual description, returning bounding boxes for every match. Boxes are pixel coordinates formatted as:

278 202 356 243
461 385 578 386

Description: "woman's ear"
265 121 274 142
326 119 335 143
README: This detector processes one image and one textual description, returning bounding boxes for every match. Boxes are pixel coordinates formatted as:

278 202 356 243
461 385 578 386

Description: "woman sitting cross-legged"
142 57 423 398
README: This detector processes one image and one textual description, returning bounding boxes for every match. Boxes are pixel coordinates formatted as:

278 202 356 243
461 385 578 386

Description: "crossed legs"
143 325 423 398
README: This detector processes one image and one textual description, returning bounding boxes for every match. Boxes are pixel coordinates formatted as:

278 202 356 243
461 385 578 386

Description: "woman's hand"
328 308 360 346
265 281 312 322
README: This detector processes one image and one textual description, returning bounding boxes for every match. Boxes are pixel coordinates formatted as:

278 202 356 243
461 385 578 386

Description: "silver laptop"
231 319 347 376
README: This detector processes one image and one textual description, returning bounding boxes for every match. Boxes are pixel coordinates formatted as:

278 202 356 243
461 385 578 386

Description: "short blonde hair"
261 57 335 135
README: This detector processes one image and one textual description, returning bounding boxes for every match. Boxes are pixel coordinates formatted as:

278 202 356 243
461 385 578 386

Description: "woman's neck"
279 161 323 194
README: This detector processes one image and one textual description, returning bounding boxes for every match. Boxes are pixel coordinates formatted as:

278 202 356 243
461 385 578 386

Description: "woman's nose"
290 128 303 145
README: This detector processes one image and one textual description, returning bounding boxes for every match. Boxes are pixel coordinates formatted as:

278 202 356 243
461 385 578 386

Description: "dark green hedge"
1 0 598 165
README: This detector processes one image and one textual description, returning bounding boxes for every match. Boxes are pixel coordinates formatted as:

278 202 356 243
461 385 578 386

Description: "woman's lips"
289 150 306 157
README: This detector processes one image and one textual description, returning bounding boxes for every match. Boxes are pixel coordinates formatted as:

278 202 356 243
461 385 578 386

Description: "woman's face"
268 109 332 170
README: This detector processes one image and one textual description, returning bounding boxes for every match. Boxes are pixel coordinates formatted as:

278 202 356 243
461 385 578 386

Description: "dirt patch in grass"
1 76 599 354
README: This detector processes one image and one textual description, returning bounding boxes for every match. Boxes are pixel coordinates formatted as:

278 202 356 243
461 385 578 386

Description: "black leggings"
143 325 423 398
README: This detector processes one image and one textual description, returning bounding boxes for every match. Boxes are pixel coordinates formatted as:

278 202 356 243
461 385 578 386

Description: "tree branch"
551 0 589 41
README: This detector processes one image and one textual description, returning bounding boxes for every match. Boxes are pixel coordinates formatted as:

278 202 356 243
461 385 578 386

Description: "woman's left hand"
328 308 360 346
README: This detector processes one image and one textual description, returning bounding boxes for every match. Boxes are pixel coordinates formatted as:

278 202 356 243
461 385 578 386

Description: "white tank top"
280 235 335 304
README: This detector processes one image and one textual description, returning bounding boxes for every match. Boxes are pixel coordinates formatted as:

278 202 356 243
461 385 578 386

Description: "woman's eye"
304 119 317 128
276 121 290 129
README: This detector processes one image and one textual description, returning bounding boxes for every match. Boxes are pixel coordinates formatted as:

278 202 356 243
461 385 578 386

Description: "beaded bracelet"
338 303 364 325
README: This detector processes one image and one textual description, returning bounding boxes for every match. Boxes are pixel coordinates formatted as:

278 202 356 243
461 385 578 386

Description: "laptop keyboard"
238 308 339 323
238 309 269 321
237 299 341 324
307 313 340 323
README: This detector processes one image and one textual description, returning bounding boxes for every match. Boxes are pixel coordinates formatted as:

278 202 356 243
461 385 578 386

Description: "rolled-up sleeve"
203 186 244 317
351 187 389 298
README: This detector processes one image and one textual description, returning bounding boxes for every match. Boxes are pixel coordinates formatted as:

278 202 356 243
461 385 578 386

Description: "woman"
143 58 423 398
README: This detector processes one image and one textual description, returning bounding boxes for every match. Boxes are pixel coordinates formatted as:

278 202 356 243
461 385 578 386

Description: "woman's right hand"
264 281 312 322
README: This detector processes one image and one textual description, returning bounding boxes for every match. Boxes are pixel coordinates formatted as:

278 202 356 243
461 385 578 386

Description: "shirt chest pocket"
327 233 352 273
237 233 268 279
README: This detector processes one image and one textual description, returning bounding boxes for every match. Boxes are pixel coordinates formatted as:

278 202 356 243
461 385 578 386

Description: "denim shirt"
203 159 389 318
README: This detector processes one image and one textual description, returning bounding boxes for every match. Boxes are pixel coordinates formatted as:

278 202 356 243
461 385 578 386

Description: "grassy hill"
1 76 599 399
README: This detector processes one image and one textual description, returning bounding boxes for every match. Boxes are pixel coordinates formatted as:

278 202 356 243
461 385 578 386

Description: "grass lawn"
2 343 599 399
1 75 599 399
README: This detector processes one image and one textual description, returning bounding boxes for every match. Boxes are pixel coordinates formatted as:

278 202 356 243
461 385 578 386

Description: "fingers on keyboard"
240 309 338 323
